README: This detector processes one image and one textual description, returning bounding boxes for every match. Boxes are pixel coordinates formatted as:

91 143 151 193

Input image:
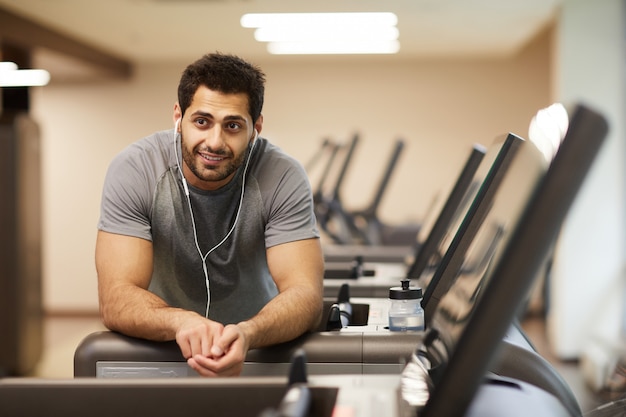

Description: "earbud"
173 118 188 195
181 177 190 196
250 129 258 149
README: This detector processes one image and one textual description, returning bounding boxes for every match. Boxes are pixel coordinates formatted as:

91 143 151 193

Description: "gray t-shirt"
98 129 319 324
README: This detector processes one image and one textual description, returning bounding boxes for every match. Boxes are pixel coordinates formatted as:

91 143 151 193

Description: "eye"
226 121 242 131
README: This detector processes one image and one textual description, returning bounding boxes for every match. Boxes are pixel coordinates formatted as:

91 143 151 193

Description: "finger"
193 355 243 377
210 344 224 357
218 347 246 376
187 357 218 377
211 325 239 357
218 359 244 376
176 336 192 359
189 335 204 357
201 334 212 357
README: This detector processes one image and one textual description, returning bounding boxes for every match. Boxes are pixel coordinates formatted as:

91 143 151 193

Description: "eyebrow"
190 110 248 124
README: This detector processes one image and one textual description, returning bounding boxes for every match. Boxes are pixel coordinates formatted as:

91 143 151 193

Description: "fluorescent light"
241 12 400 55
268 40 400 55
0 62 18 72
528 103 569 162
254 26 399 42
0 61 51 87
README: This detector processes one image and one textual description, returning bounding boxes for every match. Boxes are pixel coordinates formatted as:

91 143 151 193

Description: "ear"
173 103 182 129
253 114 264 136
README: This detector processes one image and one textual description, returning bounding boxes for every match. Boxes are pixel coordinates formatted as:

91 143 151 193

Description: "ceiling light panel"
254 25 399 43
241 12 400 55
0 62 50 87
268 40 400 55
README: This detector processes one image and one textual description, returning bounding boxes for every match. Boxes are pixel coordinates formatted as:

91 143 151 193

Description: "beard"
181 135 250 184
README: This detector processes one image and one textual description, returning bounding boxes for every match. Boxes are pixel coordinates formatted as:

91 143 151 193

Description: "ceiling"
0 0 562 82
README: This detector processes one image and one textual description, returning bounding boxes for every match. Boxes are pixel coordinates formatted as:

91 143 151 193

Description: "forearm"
96 231 203 342
237 284 323 349
99 283 200 342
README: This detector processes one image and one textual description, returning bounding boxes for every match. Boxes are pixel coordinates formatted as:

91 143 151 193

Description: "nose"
202 126 226 151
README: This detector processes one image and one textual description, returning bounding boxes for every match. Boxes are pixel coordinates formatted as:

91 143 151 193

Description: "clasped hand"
175 316 249 377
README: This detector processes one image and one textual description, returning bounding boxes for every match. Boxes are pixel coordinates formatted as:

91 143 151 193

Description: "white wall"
548 0 626 363
31 30 552 312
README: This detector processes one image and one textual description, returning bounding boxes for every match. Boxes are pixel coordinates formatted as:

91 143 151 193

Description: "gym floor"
520 314 609 414
29 312 617 415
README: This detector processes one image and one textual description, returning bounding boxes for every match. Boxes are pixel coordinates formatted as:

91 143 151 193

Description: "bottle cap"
389 279 423 300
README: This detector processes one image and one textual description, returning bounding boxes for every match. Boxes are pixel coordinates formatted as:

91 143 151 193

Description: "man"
96 52 324 377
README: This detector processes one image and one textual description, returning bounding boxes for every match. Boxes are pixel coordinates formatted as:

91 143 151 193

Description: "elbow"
98 296 120 332
307 293 325 333
98 303 114 331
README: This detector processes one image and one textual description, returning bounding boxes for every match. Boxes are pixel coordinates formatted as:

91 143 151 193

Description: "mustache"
196 146 231 157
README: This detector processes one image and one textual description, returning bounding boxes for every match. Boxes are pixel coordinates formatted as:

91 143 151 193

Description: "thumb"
210 325 239 357
210 344 224 357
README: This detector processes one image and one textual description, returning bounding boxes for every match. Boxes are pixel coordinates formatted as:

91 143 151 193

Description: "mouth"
199 151 228 165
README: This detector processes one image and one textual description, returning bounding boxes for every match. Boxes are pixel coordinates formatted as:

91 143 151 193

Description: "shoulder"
112 129 174 168
103 129 176 200
252 138 306 177
250 138 313 206
106 129 175 184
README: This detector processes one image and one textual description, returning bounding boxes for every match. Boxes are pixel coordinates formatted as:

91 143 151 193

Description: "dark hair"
177 52 265 122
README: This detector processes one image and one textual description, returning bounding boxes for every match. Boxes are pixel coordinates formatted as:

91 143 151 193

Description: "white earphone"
172 118 257 318
174 119 190 196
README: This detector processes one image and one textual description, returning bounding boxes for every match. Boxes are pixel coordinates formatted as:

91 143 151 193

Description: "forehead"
189 85 251 120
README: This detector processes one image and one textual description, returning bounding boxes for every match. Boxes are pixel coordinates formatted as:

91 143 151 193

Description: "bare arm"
96 230 223 356
239 237 325 348
98 230 323 377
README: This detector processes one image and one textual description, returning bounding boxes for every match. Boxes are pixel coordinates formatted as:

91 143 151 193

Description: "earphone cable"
174 126 257 318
